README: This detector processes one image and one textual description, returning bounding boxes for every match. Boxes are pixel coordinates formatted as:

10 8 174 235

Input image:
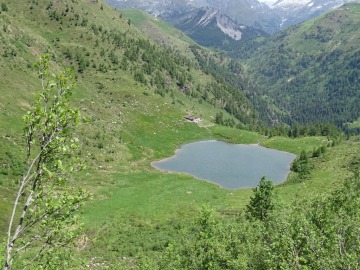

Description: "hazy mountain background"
106 0 281 33
106 0 360 33
168 6 268 49
272 0 360 28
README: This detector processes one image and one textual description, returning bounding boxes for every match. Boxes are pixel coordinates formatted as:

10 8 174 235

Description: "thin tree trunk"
5 152 43 270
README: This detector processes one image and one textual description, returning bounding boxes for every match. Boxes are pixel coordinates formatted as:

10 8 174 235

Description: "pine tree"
246 176 275 221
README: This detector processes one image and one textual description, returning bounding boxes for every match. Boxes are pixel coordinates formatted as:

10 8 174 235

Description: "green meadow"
76 120 359 266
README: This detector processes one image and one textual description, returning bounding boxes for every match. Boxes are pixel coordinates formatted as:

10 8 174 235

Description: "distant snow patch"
280 18 287 27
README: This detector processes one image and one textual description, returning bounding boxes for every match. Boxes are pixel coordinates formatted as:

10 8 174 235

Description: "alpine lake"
152 140 296 189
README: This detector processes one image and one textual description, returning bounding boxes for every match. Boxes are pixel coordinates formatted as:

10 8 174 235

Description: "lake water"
151 140 296 189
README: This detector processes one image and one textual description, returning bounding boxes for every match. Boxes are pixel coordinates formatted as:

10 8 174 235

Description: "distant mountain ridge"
105 0 282 33
169 6 267 49
272 0 360 28
105 0 360 34
204 0 282 33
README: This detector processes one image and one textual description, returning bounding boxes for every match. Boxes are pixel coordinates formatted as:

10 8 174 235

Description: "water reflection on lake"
151 140 296 189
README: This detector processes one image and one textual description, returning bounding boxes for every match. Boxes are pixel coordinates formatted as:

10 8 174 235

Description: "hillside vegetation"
0 0 253 239
241 3 360 131
0 0 260 194
0 0 359 269
121 4 360 133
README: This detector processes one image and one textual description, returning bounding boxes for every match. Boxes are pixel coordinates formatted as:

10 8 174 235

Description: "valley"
0 0 359 269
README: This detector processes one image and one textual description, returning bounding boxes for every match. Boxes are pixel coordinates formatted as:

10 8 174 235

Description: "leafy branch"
4 55 89 270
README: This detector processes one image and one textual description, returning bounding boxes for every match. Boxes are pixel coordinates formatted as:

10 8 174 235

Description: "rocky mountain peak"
196 6 219 26
272 0 360 28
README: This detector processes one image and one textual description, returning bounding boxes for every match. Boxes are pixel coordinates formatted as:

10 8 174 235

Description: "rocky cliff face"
171 6 267 46
204 0 282 33
188 7 245 40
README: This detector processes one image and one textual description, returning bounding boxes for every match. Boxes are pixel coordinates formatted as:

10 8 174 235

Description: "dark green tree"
291 150 310 180
1 3 8 12
246 176 275 221
215 112 223 125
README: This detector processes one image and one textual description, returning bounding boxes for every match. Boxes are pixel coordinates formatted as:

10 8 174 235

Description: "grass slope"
121 9 195 47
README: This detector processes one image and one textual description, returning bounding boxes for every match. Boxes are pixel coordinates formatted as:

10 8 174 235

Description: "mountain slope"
245 3 360 129
169 7 267 49
105 0 198 18
272 0 360 29
0 0 263 233
119 9 272 126
204 0 282 33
